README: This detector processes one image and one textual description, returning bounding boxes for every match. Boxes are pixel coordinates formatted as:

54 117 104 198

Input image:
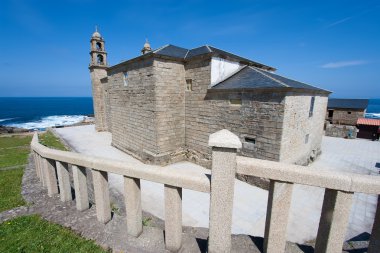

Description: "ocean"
0 97 93 130
0 97 379 131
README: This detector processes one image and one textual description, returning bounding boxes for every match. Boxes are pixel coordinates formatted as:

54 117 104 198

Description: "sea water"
366 99 380 119
0 97 93 130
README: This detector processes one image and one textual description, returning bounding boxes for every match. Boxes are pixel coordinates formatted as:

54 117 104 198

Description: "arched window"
97 54 104 65
96 42 102 51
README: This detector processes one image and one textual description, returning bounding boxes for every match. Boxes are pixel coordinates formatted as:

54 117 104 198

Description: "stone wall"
90 67 108 131
280 95 328 165
184 58 285 168
328 109 364 125
153 59 186 163
107 58 159 161
325 123 358 138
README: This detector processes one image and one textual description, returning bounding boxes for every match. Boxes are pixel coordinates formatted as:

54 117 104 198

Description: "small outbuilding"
357 118 380 140
326 98 369 125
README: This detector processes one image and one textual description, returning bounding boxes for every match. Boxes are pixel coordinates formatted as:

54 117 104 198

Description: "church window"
97 54 104 65
309 96 315 117
230 99 242 106
96 42 102 51
186 79 192 91
123 72 128 86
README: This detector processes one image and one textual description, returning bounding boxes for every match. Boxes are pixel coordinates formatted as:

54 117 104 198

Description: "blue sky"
0 0 379 98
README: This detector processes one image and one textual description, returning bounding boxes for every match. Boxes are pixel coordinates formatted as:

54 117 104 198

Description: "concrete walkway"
55 125 380 243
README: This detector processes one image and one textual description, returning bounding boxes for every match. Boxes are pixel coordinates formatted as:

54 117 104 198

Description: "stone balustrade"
31 131 380 253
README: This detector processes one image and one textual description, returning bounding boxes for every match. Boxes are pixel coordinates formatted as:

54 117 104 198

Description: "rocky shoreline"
0 125 30 134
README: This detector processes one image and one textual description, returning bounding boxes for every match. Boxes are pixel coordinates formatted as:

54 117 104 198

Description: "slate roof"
153 45 275 71
211 66 329 93
327 99 369 110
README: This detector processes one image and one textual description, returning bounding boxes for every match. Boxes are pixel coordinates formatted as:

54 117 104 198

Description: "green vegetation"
0 135 32 168
0 135 31 211
142 217 152 226
0 168 26 212
0 215 108 253
39 131 68 151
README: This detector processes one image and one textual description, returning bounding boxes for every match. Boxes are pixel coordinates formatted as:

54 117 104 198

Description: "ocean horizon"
0 97 379 130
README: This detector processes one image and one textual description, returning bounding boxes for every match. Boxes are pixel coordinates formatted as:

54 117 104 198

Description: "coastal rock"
0 125 29 134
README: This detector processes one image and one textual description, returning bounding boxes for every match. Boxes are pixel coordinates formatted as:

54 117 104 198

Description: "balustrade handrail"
237 155 380 194
31 133 210 193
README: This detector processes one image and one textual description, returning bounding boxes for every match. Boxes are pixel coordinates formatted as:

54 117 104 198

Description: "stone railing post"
368 195 380 253
72 165 89 211
164 184 183 252
264 180 293 253
56 161 72 202
124 176 143 237
44 158 59 197
314 189 353 253
208 129 241 253
92 169 111 223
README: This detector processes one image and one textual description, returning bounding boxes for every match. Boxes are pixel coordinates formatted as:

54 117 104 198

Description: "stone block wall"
90 67 108 131
329 109 364 125
153 59 186 162
325 123 358 138
107 58 159 161
280 95 328 165
184 58 285 167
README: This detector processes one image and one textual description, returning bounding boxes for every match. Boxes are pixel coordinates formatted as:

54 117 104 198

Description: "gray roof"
211 66 329 93
153 45 275 71
327 99 369 110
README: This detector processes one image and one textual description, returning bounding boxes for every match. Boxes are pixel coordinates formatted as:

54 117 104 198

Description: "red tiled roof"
357 118 380 126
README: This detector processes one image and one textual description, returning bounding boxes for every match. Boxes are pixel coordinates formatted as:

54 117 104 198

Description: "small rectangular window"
347 111 352 114
186 79 192 91
245 137 255 144
305 134 309 144
309 96 315 117
230 99 242 106
243 136 256 151
123 72 128 86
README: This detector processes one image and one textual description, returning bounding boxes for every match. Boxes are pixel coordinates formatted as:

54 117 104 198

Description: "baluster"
164 185 182 252
124 176 142 237
56 161 72 202
43 158 59 197
72 165 89 211
92 169 111 223
368 195 380 253
314 189 353 253
264 180 293 253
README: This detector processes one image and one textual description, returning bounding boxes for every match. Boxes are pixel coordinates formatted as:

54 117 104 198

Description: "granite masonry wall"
97 56 327 168
90 67 108 131
325 123 358 138
327 109 365 125
152 59 186 163
184 58 286 168
106 58 159 161
280 95 328 165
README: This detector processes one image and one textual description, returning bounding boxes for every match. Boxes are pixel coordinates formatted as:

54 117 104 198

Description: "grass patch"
39 131 68 151
0 168 26 212
0 215 108 253
0 135 32 168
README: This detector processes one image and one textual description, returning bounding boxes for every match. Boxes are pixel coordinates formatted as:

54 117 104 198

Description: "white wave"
0 118 16 123
7 115 87 130
365 113 380 119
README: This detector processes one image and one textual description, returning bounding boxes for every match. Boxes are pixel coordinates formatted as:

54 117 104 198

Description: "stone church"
89 29 330 167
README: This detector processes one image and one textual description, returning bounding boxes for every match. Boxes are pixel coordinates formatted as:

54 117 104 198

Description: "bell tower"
89 26 108 131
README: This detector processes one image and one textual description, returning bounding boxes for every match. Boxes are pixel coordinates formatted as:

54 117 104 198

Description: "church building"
89 29 330 168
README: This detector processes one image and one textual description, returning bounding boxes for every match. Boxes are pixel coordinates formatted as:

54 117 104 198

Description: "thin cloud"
326 16 353 28
321 60 368 69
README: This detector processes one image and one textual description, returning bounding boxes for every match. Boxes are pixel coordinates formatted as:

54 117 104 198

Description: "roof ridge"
153 44 170 53
184 49 190 59
205 45 212 52
210 65 248 88
259 67 332 93
250 66 289 87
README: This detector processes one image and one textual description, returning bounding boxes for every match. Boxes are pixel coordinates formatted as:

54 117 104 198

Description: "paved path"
55 125 380 243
